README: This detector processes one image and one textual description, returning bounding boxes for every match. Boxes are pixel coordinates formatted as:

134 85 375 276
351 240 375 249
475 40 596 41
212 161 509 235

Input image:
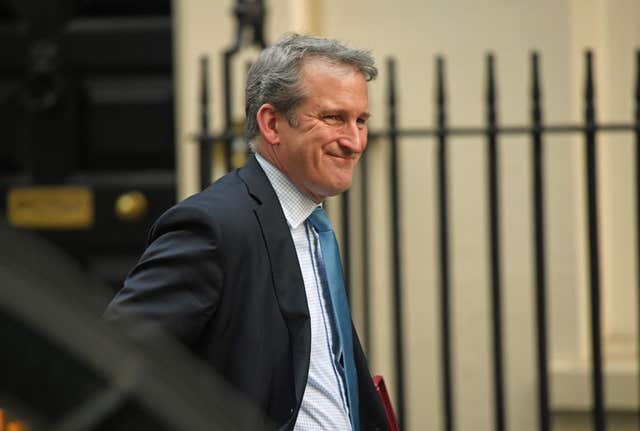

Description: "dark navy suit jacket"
104 155 388 430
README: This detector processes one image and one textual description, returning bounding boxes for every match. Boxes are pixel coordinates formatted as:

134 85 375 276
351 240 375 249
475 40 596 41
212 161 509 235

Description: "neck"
255 144 325 204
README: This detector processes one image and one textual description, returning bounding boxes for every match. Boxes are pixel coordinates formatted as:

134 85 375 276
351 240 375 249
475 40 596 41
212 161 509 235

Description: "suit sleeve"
104 203 223 346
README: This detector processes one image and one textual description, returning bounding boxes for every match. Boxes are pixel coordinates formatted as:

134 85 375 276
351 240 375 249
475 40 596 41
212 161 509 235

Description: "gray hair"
245 33 378 148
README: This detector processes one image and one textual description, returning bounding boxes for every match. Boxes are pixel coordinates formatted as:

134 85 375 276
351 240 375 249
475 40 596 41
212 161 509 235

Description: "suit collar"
237 153 273 205
238 154 311 410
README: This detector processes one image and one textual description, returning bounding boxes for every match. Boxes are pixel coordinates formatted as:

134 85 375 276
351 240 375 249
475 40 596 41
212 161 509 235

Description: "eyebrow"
316 107 371 120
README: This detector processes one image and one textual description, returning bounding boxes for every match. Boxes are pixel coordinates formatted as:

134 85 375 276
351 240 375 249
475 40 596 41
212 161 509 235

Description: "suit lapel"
238 155 311 409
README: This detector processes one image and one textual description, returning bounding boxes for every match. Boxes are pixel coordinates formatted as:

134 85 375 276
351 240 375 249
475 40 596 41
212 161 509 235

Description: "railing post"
223 0 267 173
359 153 372 354
584 50 606 431
436 55 455 431
485 53 506 431
387 57 406 428
530 51 550 431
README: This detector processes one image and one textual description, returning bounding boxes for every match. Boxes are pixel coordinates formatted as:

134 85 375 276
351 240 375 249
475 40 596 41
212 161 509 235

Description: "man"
105 34 388 430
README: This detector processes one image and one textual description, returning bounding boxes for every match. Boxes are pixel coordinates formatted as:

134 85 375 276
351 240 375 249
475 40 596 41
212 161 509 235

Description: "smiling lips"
326 147 360 159
328 153 356 159
325 153 359 170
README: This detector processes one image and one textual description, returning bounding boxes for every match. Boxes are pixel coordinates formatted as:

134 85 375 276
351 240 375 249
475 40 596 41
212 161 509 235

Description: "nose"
337 121 366 154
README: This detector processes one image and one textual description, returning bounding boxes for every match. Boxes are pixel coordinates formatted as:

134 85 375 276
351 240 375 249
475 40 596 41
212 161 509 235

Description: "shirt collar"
255 153 319 229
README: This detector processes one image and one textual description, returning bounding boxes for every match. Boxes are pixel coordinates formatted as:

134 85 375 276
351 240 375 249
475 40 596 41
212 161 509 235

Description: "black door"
0 0 176 291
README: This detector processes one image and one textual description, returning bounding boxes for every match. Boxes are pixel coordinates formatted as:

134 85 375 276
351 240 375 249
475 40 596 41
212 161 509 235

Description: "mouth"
326 151 358 160
325 154 358 169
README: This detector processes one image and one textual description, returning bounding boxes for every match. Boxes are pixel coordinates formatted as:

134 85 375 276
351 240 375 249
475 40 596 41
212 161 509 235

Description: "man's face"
267 59 370 203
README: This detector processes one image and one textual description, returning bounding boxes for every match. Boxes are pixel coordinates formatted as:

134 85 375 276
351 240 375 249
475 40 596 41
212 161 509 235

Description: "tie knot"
307 207 333 233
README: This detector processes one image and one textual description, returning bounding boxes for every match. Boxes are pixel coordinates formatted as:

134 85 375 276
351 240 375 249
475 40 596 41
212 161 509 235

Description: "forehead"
298 58 369 109
299 57 361 85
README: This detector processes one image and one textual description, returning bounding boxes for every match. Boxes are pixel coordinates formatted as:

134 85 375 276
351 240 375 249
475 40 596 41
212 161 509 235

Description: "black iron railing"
364 50 639 431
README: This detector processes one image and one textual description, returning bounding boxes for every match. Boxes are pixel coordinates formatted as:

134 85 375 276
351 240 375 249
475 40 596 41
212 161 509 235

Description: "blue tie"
307 207 359 431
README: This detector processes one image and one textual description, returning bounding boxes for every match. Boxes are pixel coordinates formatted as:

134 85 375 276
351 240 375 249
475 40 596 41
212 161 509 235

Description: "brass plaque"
7 186 94 229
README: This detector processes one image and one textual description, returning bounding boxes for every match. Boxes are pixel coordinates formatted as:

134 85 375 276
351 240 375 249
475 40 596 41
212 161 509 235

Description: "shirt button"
290 408 294 413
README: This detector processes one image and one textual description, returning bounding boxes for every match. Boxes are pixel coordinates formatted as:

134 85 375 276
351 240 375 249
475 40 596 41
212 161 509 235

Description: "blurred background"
1 0 639 430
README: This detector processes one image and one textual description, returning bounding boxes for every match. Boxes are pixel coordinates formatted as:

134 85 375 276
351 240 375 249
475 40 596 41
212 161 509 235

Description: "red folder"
373 375 400 431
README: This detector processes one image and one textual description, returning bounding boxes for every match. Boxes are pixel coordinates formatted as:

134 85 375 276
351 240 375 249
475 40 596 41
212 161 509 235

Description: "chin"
328 179 353 195
315 169 355 197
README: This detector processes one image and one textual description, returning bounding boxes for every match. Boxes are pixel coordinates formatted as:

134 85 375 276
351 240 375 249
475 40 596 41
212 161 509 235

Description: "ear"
256 103 281 146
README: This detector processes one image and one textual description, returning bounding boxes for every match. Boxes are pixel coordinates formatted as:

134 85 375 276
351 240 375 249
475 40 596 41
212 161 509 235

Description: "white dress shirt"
255 153 352 430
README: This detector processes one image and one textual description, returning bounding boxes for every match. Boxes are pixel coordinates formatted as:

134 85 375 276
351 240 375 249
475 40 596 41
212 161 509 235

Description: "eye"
323 114 342 123
356 117 368 127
